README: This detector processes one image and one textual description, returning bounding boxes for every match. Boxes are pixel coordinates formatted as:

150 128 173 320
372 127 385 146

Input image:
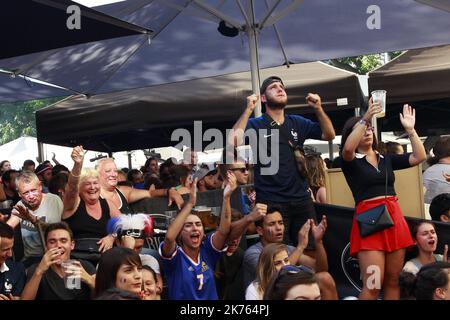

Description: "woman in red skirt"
340 99 426 300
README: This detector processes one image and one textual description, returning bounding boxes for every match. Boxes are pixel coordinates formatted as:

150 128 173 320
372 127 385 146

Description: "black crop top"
341 152 411 204
63 198 111 239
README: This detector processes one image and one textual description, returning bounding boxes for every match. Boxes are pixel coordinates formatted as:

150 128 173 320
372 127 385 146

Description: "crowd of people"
0 76 449 301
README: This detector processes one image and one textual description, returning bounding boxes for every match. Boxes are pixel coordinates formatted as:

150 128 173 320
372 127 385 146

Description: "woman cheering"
340 100 426 300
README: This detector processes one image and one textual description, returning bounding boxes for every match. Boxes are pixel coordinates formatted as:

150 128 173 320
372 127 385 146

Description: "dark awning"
0 0 150 60
368 45 450 135
36 62 363 152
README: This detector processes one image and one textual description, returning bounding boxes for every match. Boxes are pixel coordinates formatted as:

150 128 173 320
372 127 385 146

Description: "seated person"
264 264 321 300
242 206 337 299
108 213 163 298
215 209 246 300
246 243 290 300
403 221 447 275
142 266 158 300
429 193 450 223
94 247 143 300
159 174 234 300
399 261 450 300
21 222 95 300
0 221 26 300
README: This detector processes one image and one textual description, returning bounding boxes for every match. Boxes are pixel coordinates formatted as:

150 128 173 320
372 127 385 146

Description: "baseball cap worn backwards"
35 163 52 175
260 76 284 94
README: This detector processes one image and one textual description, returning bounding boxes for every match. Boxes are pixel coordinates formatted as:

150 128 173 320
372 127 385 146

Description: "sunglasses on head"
279 264 315 275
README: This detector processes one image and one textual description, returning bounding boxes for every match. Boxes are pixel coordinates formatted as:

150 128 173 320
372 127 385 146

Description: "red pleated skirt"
350 196 414 257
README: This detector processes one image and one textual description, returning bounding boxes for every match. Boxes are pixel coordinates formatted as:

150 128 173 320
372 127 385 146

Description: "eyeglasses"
229 167 248 173
365 126 374 132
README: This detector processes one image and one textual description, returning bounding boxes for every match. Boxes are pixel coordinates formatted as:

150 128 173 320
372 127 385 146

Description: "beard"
265 95 288 110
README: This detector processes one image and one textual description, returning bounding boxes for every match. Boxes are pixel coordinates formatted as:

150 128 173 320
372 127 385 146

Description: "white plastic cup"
61 260 81 290
371 90 387 118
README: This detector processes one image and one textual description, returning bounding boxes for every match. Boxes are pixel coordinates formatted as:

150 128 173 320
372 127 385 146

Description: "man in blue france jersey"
229 76 335 248
159 172 238 300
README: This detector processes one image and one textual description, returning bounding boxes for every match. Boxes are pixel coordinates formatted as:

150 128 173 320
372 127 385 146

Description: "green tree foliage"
329 51 403 74
0 98 60 145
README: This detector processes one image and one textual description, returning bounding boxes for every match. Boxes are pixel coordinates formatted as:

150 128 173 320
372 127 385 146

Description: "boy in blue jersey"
229 76 335 248
159 172 237 300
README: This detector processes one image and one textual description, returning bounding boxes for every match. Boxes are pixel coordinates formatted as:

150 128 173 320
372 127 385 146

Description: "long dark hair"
408 221 436 259
340 116 378 155
95 247 142 298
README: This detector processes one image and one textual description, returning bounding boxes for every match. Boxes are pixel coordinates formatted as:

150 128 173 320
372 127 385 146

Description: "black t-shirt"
341 152 411 204
0 259 26 296
26 260 95 300
215 248 245 300
246 114 322 203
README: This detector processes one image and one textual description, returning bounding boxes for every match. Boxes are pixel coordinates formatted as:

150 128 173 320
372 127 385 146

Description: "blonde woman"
245 243 290 300
63 146 121 255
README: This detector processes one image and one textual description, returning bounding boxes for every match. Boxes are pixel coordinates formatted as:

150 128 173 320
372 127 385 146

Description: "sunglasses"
229 167 248 173
279 264 315 275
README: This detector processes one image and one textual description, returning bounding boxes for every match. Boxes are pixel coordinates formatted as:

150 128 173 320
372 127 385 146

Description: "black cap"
260 76 284 94
35 163 52 176
429 193 450 221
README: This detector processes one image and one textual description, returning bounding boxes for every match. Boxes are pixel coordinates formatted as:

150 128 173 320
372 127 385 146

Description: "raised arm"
226 203 266 243
306 93 335 141
161 178 197 257
62 146 84 219
118 185 184 209
400 104 426 166
342 98 381 161
228 94 258 147
211 172 237 250
289 220 310 266
310 215 329 272
21 248 61 300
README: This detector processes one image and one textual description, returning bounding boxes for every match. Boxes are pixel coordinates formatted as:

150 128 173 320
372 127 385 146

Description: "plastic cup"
61 260 81 290
371 90 386 118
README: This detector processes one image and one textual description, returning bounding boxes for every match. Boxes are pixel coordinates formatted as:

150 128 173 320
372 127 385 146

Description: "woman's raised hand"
71 146 85 164
363 97 382 122
399 104 416 132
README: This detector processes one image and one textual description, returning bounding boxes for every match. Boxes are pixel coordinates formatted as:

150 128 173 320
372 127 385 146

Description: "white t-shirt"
245 281 262 300
18 193 63 258
423 163 450 204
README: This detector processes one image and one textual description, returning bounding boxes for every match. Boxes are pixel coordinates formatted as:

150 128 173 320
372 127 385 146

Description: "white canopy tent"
0 137 148 170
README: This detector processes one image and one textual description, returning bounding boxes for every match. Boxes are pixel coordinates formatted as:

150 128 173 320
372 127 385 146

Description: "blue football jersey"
159 233 224 300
